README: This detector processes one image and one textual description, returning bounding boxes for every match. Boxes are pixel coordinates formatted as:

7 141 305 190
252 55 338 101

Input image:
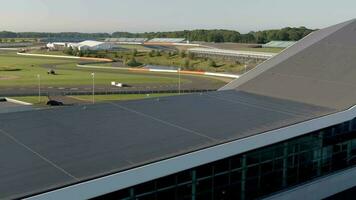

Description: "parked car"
46 100 64 106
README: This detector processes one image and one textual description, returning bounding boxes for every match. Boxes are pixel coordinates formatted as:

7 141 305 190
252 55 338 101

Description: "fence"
2 89 216 98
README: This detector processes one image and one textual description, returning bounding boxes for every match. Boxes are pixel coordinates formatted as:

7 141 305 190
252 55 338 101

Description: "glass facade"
94 118 356 200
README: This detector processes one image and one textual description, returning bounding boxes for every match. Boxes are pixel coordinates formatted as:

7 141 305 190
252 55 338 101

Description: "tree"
78 50 84 57
126 57 141 67
148 50 155 57
155 51 162 56
72 47 79 56
277 31 289 41
187 52 195 59
64 46 74 55
209 59 217 67
179 50 186 58
132 49 138 57
184 59 190 68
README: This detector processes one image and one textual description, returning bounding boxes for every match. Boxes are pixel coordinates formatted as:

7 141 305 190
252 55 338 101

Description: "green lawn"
90 51 246 73
0 51 189 87
28 49 67 56
17 46 271 74
138 54 245 73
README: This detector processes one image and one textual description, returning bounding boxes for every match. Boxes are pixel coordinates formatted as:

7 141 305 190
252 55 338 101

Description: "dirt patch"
0 75 19 80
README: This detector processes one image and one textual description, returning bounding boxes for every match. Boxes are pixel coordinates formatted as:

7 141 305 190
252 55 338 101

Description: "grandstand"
0 42 33 48
262 40 296 48
147 38 186 43
105 38 148 44
188 47 276 60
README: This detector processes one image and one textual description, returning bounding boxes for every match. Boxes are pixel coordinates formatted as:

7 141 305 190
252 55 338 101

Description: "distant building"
147 38 186 43
188 47 276 60
262 40 296 48
145 38 187 46
68 40 117 51
105 38 148 45
46 42 67 50
0 42 33 48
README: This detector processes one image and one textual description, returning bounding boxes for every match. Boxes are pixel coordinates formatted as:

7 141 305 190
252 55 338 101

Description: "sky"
0 0 355 33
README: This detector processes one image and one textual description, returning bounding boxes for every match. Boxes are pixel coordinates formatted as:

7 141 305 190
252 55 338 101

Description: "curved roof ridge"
219 19 356 91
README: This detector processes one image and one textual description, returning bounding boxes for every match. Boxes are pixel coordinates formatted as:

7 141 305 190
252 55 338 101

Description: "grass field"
22 45 273 73
28 49 67 56
90 51 246 73
0 51 189 87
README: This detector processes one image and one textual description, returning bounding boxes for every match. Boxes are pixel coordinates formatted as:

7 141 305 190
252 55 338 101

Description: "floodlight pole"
37 74 41 103
178 67 181 94
91 72 95 104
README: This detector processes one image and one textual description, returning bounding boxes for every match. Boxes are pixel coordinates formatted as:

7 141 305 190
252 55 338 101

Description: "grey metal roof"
0 91 334 199
221 19 356 110
2 19 356 199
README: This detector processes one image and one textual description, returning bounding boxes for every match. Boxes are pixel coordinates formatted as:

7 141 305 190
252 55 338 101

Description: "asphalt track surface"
0 61 230 96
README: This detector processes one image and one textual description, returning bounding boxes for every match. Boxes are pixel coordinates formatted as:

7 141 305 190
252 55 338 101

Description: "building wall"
94 119 356 200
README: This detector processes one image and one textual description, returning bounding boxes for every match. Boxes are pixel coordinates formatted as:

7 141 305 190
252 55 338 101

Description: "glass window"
230 156 242 170
156 188 176 200
93 119 356 200
214 159 230 174
246 152 259 166
196 178 212 196
196 165 212 179
135 182 156 196
156 175 176 189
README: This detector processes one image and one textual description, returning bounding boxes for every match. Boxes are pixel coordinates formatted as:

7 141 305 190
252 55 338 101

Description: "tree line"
0 31 110 39
112 27 314 43
0 27 314 44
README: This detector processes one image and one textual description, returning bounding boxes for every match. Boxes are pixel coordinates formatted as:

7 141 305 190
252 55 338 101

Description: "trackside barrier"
76 64 240 79
61 89 214 96
2 90 215 98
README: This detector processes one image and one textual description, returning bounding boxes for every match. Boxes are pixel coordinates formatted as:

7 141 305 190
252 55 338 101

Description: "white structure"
68 40 117 51
148 38 186 43
46 42 67 50
188 47 277 60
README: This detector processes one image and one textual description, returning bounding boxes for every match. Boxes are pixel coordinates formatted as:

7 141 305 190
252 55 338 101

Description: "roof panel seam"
204 93 308 118
108 102 219 142
0 128 79 181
